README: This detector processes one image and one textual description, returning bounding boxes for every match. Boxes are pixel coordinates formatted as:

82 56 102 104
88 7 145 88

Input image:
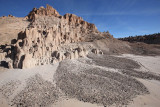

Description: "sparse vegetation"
119 33 160 44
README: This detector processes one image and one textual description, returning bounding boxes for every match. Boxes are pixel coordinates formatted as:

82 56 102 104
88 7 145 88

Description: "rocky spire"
27 4 60 21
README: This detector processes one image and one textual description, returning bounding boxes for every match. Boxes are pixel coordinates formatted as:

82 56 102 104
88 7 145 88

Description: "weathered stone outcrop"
63 13 97 31
0 53 6 61
28 4 60 21
0 15 14 18
0 5 105 69
12 4 102 68
8 15 14 17
0 45 14 69
92 49 103 55
13 28 90 68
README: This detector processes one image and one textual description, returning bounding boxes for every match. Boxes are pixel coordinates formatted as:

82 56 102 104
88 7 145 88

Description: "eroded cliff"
0 4 105 69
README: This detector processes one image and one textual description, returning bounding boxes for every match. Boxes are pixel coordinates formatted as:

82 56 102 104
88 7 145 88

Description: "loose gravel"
11 74 60 107
55 60 149 106
1 54 160 107
0 80 21 99
121 69 160 81
87 53 141 70
87 54 160 81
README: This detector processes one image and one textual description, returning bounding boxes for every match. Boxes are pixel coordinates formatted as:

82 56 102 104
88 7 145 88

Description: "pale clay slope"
0 54 160 107
0 17 29 45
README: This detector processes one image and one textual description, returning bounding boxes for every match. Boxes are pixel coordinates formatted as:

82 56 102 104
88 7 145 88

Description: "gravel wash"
55 59 149 106
11 74 60 107
1 55 160 107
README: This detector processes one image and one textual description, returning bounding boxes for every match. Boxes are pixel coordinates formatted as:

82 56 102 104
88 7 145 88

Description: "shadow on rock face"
55 60 149 106
0 61 9 68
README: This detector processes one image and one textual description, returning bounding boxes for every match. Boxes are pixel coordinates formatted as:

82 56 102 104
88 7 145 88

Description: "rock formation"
28 4 60 21
0 4 105 69
92 49 103 54
1 4 159 69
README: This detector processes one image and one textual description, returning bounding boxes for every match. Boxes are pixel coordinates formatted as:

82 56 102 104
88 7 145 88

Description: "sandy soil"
120 54 160 107
0 54 160 107
121 54 160 74
53 99 103 107
129 79 160 107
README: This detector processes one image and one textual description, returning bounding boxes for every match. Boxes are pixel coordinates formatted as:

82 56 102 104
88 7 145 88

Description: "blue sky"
0 0 160 38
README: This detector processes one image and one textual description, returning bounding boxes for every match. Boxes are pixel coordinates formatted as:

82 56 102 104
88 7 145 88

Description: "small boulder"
92 49 103 55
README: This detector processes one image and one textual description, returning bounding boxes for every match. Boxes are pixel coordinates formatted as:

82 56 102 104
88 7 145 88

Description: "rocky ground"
55 58 149 106
0 54 160 107
12 74 60 107
1 4 160 107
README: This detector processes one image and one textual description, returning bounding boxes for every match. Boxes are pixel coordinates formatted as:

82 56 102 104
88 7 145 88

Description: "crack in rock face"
55 60 149 106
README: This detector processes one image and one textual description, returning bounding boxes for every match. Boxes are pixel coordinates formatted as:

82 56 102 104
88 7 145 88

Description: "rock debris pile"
55 59 149 106
1 55 160 107
11 74 60 107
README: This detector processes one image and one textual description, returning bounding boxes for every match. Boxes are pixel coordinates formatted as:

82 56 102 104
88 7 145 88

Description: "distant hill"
118 33 160 44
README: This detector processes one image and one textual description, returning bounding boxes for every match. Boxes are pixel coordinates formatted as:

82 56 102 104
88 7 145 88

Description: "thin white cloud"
77 8 160 16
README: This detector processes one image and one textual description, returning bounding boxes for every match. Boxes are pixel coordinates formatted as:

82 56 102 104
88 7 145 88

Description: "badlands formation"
0 4 105 69
0 4 160 107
